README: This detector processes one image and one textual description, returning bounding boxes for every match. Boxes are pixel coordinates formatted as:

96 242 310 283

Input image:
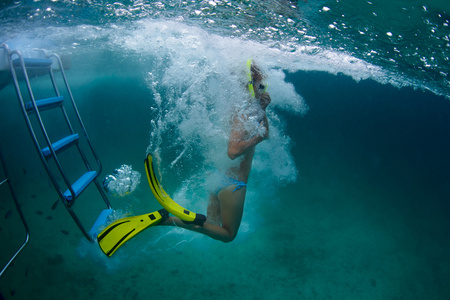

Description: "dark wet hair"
250 62 264 81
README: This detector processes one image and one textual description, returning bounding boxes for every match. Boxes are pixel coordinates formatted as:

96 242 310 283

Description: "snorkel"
246 59 267 99
247 59 256 98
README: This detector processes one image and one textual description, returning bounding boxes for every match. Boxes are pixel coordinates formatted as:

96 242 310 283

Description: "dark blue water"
1 1 450 299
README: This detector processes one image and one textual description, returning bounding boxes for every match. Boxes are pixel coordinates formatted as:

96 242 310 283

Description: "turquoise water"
1 1 450 299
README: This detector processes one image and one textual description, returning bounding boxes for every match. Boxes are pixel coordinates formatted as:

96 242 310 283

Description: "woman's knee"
220 228 238 243
220 236 234 243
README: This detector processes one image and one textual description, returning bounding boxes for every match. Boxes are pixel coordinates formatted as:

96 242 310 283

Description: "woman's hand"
258 92 271 110
258 120 269 140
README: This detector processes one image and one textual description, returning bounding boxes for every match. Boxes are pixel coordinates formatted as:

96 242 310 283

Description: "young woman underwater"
157 59 271 242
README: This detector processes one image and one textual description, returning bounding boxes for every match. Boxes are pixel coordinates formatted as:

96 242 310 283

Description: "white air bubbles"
328 22 341 31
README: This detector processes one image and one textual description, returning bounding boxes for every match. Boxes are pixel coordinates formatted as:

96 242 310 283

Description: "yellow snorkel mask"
246 59 268 98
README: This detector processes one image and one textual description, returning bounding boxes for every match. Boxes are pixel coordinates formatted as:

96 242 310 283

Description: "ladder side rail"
8 50 78 203
47 54 100 201
46 53 112 210
0 147 30 278
75 143 94 172
66 205 92 241
48 53 103 175
48 54 112 209
48 64 61 97
59 106 77 135
93 178 112 209
48 66 78 135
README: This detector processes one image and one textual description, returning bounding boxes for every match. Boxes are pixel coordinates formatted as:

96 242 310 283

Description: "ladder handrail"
0 146 30 278
48 53 103 176
47 60 78 136
0 44 30 276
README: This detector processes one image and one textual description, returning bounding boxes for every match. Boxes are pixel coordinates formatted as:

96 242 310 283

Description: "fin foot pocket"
181 214 207 226
158 208 169 222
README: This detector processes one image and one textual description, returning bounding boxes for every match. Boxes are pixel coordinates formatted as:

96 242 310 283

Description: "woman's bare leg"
207 193 221 225
217 186 246 240
159 185 246 242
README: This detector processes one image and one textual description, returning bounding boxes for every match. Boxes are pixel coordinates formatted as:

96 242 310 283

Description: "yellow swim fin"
97 209 168 257
144 153 206 226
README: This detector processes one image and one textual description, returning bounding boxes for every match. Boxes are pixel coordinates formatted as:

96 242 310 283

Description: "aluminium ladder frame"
1 43 112 242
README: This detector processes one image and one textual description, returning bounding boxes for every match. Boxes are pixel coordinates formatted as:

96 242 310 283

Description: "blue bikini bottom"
212 173 247 194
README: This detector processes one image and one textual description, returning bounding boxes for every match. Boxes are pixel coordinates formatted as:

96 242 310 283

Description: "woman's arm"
227 92 271 160
227 112 269 160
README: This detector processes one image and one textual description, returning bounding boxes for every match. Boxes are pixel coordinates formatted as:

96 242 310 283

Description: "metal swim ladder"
0 44 112 243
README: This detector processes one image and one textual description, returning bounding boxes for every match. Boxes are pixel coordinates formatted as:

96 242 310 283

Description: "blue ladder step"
13 58 53 68
88 208 114 239
25 96 64 112
63 171 97 201
42 134 79 158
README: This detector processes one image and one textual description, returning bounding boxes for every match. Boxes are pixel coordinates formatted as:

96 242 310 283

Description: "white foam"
2 18 407 91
